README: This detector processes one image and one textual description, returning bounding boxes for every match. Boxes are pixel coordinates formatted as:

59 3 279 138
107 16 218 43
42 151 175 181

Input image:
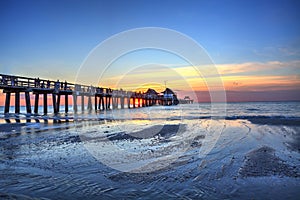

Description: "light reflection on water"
0 102 299 199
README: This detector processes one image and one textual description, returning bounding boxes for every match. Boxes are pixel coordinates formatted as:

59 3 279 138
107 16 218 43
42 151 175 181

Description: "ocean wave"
169 115 300 126
245 108 261 111
225 115 300 126
0 113 300 127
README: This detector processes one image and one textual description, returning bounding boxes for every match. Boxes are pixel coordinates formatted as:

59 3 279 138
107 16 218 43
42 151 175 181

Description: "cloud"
95 60 300 97
253 43 300 59
221 74 300 91
216 60 300 76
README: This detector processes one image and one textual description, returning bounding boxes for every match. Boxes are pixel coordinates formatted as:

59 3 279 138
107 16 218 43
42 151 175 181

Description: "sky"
0 0 300 102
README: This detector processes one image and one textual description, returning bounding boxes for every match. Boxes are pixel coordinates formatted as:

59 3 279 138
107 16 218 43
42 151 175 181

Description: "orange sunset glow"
1 59 299 106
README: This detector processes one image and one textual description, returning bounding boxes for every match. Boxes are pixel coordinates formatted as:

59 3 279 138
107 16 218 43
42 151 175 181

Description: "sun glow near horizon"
98 59 300 93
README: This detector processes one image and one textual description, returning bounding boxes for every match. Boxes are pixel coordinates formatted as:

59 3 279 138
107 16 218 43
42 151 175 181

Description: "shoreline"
0 112 299 199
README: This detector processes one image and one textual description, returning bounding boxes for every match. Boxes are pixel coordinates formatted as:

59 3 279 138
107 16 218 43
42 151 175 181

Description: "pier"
179 96 194 104
0 73 179 115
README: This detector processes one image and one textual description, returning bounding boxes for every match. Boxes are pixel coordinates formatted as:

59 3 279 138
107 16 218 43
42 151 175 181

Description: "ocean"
0 102 299 199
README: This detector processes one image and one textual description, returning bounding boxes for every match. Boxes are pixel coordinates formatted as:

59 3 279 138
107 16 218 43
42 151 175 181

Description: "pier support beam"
4 92 11 114
15 92 20 113
107 96 111 109
121 97 124 109
133 98 136 108
25 91 31 114
57 94 61 113
101 96 105 110
87 96 92 111
142 99 145 107
105 96 109 110
81 95 84 112
104 96 107 110
73 95 78 113
127 97 130 109
137 98 140 108
34 93 39 114
65 95 69 113
114 97 117 109
52 94 57 114
111 97 115 109
43 93 48 114
95 96 98 111
98 97 101 110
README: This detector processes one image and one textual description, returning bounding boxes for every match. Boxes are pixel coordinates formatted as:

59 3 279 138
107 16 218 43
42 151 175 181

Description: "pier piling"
81 95 84 112
0 73 180 116
52 94 57 114
57 95 61 113
65 95 68 113
73 95 77 113
25 91 31 113
15 92 20 113
4 92 10 114
34 93 39 114
43 93 48 114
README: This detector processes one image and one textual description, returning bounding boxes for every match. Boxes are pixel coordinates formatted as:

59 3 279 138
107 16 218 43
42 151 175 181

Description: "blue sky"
0 0 299 101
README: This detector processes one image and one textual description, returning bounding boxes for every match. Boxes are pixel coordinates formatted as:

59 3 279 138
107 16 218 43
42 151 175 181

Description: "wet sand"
248 118 300 126
239 146 298 177
107 124 186 141
0 119 299 199
0 123 26 132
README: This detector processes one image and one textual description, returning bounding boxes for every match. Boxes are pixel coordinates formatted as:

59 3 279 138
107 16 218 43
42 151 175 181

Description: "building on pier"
161 88 179 106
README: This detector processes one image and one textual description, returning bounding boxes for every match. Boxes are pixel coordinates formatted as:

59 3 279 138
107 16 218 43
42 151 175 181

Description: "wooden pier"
0 74 179 115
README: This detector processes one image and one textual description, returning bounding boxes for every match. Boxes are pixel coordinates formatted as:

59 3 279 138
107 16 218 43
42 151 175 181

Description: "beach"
0 102 299 199
2 0 299 199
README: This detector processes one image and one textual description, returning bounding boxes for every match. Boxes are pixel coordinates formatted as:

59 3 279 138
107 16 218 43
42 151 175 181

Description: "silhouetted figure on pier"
11 77 16 86
47 80 50 88
37 78 40 87
41 81 45 88
64 81 67 90
1 75 7 85
96 87 104 94
55 80 60 92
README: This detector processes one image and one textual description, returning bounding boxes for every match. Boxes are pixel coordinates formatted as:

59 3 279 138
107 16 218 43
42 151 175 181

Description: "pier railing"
0 73 176 114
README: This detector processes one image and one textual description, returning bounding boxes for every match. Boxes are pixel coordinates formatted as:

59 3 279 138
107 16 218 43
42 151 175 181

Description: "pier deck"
0 73 178 115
